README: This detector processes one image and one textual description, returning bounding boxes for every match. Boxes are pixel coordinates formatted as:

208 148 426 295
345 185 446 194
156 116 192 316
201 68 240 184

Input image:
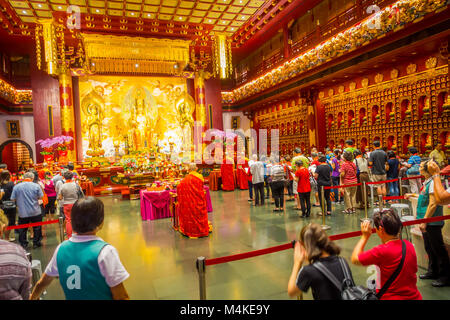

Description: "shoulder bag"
313 241 406 300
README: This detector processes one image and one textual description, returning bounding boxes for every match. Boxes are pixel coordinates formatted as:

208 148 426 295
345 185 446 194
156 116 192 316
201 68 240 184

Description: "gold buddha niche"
81 86 105 156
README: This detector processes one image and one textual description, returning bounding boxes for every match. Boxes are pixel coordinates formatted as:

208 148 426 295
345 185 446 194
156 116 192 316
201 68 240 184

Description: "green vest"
416 180 444 227
57 240 113 300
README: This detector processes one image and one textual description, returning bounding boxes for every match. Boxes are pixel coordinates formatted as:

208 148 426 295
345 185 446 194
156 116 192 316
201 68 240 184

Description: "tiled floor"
29 189 449 300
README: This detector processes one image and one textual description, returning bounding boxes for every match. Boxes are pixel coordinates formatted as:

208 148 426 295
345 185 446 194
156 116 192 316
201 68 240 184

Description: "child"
30 197 130 300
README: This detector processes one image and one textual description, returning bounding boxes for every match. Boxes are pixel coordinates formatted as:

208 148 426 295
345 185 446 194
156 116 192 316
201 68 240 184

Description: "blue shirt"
11 181 43 218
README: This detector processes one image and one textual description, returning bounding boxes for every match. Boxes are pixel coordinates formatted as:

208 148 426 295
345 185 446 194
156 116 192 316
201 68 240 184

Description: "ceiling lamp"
212 33 232 79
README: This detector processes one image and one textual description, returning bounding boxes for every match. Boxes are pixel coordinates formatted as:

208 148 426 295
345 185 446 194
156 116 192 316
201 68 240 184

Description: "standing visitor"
0 170 16 241
250 155 265 206
10 172 43 249
294 160 311 218
245 157 253 202
262 156 271 200
405 147 422 194
292 148 309 209
369 140 388 204
30 197 130 300
270 157 288 212
284 155 295 201
340 151 358 214
287 223 350 300
386 151 400 197
57 171 83 238
344 139 356 154
309 153 321 207
43 171 57 219
351 209 422 300
354 150 369 209
314 155 332 216
330 149 342 204
405 161 450 287
427 160 450 205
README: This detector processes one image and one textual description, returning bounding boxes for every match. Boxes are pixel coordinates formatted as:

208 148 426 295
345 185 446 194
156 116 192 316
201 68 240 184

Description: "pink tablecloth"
140 186 213 221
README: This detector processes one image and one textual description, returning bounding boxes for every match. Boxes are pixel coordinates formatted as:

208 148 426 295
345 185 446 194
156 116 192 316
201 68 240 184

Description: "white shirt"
45 234 129 288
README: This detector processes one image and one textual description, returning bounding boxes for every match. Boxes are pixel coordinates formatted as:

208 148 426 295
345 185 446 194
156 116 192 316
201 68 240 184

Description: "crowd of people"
243 140 448 218
0 162 87 248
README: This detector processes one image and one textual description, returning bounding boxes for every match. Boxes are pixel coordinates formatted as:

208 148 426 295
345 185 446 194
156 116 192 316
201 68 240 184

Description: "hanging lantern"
212 34 232 79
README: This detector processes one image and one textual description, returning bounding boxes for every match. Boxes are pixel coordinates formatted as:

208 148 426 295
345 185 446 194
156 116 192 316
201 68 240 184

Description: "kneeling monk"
177 163 211 238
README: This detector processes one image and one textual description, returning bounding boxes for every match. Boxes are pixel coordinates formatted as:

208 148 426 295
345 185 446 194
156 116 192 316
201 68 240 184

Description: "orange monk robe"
220 160 235 191
177 171 210 238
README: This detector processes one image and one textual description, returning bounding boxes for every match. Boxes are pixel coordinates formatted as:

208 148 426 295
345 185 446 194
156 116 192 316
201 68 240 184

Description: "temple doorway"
0 139 33 173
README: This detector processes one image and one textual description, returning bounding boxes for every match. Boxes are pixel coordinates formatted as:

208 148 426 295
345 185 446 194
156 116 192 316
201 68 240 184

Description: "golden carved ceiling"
6 0 266 36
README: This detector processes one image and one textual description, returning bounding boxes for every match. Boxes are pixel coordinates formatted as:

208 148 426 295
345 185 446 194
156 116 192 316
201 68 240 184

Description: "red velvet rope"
323 183 361 190
401 175 424 180
366 178 399 185
6 219 59 230
383 196 405 200
205 242 295 266
203 215 450 266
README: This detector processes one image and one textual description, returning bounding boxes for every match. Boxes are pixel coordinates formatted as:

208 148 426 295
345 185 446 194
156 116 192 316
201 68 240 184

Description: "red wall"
30 53 61 163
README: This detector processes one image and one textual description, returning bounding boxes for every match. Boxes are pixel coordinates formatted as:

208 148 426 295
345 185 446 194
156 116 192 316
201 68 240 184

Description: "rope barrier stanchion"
58 216 64 243
321 186 330 230
378 194 383 211
399 177 403 197
196 256 207 300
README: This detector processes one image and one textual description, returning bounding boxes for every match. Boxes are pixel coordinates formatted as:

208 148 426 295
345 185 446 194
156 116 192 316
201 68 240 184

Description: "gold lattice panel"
8 0 268 36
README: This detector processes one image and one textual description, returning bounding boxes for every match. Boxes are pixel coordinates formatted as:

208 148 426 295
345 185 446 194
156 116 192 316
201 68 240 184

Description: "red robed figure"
236 159 249 190
220 159 235 191
177 171 210 238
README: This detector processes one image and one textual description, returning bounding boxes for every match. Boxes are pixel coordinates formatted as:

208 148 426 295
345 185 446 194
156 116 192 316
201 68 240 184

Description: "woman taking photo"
287 223 351 300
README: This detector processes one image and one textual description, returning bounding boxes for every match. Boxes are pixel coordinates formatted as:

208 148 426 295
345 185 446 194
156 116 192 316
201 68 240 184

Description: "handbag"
313 241 406 300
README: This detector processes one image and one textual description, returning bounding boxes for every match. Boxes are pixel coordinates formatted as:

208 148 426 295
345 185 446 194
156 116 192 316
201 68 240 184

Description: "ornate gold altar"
79 75 195 160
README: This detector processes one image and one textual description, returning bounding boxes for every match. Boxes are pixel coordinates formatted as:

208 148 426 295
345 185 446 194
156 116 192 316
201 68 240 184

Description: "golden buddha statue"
81 86 105 155
128 87 158 151
175 92 195 150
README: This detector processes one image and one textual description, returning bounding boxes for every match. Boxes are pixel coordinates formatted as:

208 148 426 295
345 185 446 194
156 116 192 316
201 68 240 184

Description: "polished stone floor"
29 189 449 300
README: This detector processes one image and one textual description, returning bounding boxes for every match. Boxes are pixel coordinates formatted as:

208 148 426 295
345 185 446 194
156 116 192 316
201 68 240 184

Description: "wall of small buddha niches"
255 98 310 156
320 55 449 157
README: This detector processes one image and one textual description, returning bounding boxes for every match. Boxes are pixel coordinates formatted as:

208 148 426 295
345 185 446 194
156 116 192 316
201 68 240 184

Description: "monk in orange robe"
220 157 235 191
177 163 211 238
236 155 249 190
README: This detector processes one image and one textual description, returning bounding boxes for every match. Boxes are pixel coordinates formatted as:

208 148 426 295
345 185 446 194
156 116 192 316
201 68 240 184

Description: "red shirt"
295 167 311 193
311 160 320 167
284 162 294 180
340 161 358 185
358 240 422 300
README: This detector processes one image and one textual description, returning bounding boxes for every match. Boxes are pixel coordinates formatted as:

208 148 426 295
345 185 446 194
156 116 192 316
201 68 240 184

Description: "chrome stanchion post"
196 256 207 300
58 216 64 243
361 182 368 222
321 186 330 230
398 177 403 197
378 195 383 211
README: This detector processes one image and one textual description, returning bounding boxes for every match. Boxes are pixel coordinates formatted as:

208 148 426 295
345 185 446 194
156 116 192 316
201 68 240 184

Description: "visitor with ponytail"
287 223 353 300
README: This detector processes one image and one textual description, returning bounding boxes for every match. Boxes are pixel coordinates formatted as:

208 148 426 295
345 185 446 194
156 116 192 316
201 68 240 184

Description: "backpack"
313 241 406 300
407 163 420 176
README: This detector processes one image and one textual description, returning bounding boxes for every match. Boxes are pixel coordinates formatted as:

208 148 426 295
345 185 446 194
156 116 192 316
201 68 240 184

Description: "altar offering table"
140 186 212 221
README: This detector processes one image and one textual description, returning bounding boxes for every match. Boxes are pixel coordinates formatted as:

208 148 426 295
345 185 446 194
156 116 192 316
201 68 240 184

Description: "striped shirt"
270 164 287 182
0 240 32 300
